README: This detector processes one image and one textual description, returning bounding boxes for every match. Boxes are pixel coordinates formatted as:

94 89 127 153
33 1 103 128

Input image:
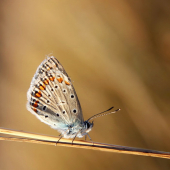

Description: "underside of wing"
27 56 84 130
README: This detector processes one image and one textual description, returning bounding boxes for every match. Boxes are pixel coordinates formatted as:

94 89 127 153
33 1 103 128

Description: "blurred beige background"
0 0 170 170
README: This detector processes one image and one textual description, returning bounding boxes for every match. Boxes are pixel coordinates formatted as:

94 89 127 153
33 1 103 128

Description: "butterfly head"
83 120 94 133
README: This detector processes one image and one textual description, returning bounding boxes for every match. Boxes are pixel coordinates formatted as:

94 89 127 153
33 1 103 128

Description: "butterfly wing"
27 56 84 131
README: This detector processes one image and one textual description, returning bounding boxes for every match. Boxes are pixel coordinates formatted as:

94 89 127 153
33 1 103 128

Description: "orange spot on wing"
33 103 38 107
33 108 37 113
49 76 55 81
44 79 49 85
39 84 46 90
65 81 70 85
35 91 42 98
47 67 52 70
33 100 39 107
57 77 63 83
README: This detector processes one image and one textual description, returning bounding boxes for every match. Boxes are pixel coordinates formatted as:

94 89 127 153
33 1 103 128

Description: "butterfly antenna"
87 107 121 121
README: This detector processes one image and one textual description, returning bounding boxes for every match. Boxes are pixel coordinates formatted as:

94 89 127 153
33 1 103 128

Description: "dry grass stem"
0 127 170 159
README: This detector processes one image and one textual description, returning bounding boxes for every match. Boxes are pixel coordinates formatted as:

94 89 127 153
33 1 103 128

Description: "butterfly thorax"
60 121 93 138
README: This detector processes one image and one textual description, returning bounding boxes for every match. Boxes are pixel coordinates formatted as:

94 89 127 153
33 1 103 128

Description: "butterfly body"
27 56 93 139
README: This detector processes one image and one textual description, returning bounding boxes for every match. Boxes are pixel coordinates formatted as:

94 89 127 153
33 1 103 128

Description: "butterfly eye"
71 95 74 98
56 114 59 117
73 109 77 113
45 115 48 118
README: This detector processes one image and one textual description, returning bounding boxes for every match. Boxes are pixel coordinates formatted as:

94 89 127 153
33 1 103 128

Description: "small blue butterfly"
27 56 120 142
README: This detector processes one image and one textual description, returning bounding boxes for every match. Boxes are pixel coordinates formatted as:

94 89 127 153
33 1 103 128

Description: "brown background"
1 0 170 170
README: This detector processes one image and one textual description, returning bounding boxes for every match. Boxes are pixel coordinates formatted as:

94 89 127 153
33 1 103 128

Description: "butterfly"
27 56 120 142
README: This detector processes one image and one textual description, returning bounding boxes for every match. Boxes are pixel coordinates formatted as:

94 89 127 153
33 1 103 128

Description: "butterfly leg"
56 135 63 145
56 130 69 145
87 134 94 145
72 132 79 145
85 135 87 141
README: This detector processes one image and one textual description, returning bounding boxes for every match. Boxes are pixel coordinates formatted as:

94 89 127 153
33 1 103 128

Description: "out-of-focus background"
0 1 170 170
